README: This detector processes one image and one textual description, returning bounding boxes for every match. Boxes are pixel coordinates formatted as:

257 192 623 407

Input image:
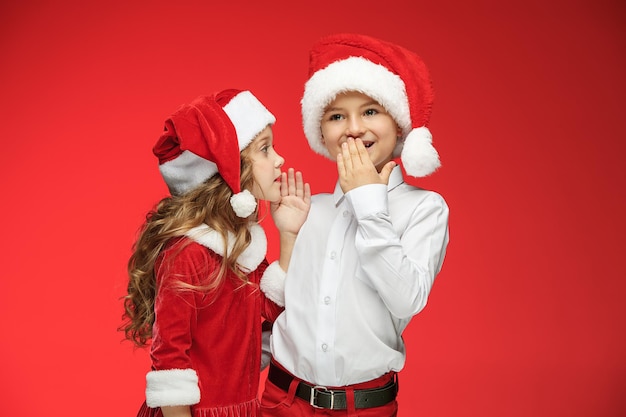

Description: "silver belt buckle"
310 385 334 409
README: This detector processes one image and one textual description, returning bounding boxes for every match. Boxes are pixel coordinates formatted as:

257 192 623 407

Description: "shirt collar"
333 164 405 206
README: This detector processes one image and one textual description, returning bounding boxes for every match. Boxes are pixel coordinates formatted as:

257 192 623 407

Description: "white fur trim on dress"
159 150 218 195
145 368 200 408
401 127 440 177
301 56 411 159
230 189 257 218
259 261 286 307
185 222 267 272
223 90 276 151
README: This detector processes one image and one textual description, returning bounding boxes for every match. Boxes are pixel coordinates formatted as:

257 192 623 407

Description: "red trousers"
260 364 398 417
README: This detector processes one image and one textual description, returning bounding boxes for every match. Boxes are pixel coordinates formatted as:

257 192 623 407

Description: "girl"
120 89 310 417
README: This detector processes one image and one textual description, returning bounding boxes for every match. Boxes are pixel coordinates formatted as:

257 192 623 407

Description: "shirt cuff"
260 261 286 307
146 368 200 408
346 183 388 219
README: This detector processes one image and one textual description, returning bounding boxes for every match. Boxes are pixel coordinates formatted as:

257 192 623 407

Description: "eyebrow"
253 134 272 147
324 100 382 113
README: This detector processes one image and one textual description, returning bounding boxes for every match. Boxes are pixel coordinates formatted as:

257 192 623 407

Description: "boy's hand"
270 168 311 236
337 138 396 193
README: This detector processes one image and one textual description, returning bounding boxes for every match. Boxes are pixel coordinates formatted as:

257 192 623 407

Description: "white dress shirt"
271 166 450 386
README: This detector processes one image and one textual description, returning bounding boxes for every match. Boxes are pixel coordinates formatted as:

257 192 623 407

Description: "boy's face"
320 91 401 172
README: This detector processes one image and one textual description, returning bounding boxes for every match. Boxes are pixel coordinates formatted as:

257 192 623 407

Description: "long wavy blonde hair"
120 146 259 347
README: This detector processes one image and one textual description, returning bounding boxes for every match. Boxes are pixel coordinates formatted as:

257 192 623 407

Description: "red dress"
136 223 284 417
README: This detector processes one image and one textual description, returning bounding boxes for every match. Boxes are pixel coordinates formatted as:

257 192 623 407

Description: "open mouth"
363 141 374 148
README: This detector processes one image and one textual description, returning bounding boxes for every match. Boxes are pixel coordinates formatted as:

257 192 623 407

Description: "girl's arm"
161 406 192 417
146 242 206 410
260 169 310 309
270 168 311 270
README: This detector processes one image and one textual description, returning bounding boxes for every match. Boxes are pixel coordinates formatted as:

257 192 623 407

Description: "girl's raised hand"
270 168 311 236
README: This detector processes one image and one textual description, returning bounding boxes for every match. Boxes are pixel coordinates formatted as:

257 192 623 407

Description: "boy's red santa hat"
301 33 440 177
153 89 275 217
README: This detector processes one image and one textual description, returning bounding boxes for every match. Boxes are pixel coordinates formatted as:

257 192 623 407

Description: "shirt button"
330 251 336 260
324 296 331 305
342 210 350 217
322 343 328 352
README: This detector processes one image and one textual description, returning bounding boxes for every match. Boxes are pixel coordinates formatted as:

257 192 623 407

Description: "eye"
364 108 378 116
260 145 270 153
327 113 343 121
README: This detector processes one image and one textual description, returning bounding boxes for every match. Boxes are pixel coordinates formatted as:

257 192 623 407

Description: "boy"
261 33 450 416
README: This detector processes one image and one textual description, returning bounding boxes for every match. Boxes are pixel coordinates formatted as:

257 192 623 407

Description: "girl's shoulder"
159 236 218 265
155 237 219 287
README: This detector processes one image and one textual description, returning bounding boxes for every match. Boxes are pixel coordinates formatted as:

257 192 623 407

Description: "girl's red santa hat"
153 89 276 217
301 33 440 177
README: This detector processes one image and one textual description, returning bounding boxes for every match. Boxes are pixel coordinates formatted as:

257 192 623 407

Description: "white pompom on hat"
153 89 276 217
301 33 440 177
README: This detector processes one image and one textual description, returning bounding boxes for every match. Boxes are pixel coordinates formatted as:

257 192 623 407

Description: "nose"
275 153 285 168
345 116 365 138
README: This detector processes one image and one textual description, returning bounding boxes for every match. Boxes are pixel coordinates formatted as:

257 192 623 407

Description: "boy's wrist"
347 184 388 219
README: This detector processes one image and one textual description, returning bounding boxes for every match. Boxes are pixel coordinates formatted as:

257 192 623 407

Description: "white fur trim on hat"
401 127 441 177
260 261 286 307
230 189 257 218
302 56 411 159
223 90 276 151
145 368 200 407
185 222 267 272
159 150 219 195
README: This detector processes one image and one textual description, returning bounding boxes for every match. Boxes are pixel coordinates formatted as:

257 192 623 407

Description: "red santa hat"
153 89 276 217
301 33 440 177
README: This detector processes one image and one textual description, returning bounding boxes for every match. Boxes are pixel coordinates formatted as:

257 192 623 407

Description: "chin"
267 189 281 203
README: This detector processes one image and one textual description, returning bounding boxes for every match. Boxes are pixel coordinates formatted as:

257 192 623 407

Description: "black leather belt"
268 362 398 410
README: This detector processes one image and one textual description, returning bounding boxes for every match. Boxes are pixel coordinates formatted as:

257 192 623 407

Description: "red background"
1 1 624 416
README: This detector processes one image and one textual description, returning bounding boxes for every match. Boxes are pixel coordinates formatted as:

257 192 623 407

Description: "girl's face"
320 91 402 172
247 126 285 202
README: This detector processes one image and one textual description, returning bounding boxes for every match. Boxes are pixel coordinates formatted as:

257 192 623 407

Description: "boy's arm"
338 136 449 319
349 186 449 319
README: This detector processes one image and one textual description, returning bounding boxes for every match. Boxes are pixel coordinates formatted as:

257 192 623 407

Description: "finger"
379 161 396 184
354 138 372 166
336 151 346 178
280 172 288 197
287 168 296 195
341 141 353 172
295 171 304 197
303 182 311 203
348 138 362 165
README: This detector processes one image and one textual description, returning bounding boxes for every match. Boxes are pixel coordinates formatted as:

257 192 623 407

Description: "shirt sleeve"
347 184 450 319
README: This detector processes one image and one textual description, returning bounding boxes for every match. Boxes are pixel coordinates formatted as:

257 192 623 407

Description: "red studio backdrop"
1 1 624 416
